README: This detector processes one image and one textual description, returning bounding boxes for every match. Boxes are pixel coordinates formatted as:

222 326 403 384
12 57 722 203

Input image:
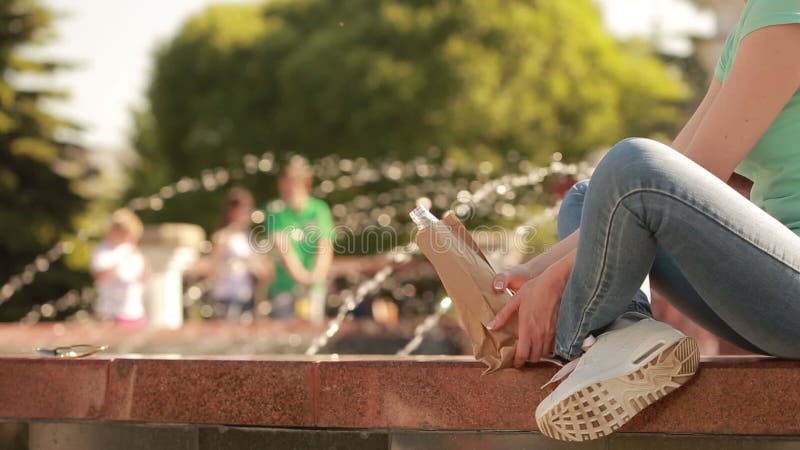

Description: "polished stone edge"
0 358 108 420
0 356 798 434
13 422 800 450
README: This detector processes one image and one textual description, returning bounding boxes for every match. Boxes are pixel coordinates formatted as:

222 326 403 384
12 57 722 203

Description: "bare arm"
522 232 579 280
309 238 333 283
273 232 314 286
496 24 800 290
685 24 800 181
672 78 721 153
673 78 755 198
91 267 116 281
248 254 275 282
187 231 228 278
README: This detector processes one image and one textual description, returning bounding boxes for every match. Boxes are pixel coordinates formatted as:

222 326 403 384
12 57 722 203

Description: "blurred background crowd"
0 0 745 355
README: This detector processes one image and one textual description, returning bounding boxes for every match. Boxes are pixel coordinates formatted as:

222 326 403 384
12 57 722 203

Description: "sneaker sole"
536 336 699 442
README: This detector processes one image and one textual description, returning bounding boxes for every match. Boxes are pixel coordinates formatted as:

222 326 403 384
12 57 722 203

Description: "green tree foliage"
129 0 689 231
0 0 92 320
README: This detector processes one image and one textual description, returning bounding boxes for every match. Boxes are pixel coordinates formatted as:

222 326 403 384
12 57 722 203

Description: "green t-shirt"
715 0 800 232
265 197 335 294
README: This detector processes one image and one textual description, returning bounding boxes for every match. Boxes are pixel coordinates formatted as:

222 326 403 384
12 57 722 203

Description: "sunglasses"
35 344 108 358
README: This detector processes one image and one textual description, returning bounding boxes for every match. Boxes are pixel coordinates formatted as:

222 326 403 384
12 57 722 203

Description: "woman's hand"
488 273 565 366
492 263 536 292
488 249 577 367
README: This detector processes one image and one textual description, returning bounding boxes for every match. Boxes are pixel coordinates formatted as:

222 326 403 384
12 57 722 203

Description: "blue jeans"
554 137 800 360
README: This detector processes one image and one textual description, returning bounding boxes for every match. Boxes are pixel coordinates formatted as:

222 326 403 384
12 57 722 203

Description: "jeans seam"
566 186 800 356
566 187 630 354
637 190 800 273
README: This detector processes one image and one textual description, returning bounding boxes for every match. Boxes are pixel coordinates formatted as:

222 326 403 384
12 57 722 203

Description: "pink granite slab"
622 358 800 435
316 358 551 430
0 357 108 420
104 358 316 427
1 354 799 435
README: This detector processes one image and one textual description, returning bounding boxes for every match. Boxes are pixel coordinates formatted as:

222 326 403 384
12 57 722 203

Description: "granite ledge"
0 355 795 435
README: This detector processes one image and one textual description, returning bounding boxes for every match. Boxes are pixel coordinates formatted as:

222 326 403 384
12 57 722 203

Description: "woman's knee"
557 179 590 238
592 137 676 187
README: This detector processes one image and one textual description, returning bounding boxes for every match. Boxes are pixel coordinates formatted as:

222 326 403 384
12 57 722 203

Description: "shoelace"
541 335 596 389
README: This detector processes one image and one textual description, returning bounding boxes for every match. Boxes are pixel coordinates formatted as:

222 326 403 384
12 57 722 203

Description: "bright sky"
32 0 715 152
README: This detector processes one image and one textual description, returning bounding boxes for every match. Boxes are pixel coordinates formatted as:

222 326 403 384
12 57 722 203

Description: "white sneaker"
535 317 699 441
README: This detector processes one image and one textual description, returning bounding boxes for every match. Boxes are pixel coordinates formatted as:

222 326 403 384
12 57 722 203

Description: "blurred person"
265 156 334 323
487 1 800 441
193 187 274 321
91 208 147 326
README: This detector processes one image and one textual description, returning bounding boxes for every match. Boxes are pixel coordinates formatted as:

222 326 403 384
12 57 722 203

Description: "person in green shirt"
265 156 334 323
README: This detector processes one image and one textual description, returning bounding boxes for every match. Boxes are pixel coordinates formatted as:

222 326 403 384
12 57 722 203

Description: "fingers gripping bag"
410 206 518 374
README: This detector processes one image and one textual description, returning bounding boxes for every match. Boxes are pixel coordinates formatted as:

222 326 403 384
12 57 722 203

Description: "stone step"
0 354 793 435
7 422 800 450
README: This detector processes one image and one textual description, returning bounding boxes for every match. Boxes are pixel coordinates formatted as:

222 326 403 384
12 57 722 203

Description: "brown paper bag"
415 210 518 374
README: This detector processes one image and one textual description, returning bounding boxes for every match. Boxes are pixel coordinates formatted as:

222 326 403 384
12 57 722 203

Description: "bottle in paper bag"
410 206 518 374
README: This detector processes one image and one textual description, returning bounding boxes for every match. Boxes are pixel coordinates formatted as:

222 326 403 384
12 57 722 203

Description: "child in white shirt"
91 208 147 325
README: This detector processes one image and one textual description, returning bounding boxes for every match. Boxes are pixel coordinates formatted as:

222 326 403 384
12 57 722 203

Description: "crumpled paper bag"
415 211 518 374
